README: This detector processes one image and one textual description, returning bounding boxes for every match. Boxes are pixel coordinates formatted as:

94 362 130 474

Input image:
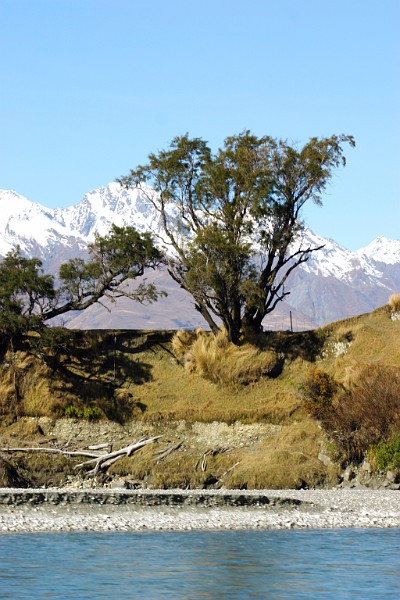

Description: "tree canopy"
118 131 355 343
0 225 163 350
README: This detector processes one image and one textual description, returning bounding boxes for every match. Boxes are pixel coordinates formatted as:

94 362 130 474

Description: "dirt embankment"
0 416 338 490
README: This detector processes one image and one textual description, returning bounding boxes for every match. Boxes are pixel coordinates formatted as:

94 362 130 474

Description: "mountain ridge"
1 185 399 330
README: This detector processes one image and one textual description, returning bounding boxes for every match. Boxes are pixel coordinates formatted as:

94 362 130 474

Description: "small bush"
64 405 101 420
370 434 400 471
324 364 400 463
301 369 338 419
388 293 400 312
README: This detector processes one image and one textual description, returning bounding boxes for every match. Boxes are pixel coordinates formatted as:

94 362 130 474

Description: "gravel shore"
0 488 400 533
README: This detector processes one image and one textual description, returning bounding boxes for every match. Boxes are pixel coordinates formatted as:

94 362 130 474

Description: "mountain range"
1 184 399 331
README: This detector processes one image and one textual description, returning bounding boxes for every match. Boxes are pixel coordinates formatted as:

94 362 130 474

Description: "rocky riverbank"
0 488 399 533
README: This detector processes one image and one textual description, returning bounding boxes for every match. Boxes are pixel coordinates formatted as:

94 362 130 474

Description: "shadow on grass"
38 329 174 422
256 329 327 363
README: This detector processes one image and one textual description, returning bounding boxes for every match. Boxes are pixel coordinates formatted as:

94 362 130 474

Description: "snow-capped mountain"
356 236 400 265
52 183 164 240
0 183 160 248
0 184 168 275
1 184 399 330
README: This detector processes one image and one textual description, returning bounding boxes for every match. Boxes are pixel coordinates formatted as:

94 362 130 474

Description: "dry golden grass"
174 328 279 385
171 328 204 361
388 293 400 312
317 308 400 380
1 307 399 488
226 420 338 489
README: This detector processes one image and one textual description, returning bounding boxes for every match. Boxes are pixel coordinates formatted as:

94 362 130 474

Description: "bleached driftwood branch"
74 436 161 476
153 441 183 463
194 447 233 472
1 436 161 478
0 447 102 459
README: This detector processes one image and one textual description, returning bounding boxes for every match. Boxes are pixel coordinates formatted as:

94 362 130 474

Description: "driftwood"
220 462 241 478
0 436 161 478
153 442 183 463
195 447 233 472
87 443 112 451
0 447 103 459
74 436 161 476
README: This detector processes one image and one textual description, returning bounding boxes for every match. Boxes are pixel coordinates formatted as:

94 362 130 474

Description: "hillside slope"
0 305 399 489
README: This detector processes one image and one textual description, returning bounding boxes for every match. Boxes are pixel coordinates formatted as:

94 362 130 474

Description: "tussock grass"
173 328 279 385
1 306 400 488
318 308 400 380
388 293 400 312
171 328 204 361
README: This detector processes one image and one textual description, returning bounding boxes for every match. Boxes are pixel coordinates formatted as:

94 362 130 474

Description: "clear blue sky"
1 0 399 250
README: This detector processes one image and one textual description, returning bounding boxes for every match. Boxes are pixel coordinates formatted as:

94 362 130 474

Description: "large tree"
0 225 163 350
119 132 355 342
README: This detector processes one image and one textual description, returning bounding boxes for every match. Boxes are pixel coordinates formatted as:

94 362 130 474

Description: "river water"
1 528 399 598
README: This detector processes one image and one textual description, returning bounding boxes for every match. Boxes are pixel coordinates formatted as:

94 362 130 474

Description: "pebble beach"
1 488 400 533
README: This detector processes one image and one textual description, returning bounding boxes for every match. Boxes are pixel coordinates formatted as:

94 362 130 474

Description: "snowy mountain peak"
356 236 400 265
0 189 65 255
295 228 363 281
54 183 161 241
1 184 399 329
0 183 165 256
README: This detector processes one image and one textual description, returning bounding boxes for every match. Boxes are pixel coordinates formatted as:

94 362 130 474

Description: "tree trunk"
193 301 219 335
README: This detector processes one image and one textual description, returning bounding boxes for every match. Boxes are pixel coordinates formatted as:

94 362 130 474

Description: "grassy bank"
1 305 399 489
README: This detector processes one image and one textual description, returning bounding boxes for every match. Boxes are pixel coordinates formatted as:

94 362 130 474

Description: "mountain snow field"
1 185 399 329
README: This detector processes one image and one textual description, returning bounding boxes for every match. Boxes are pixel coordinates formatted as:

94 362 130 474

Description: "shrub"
64 405 101 420
388 293 400 312
370 434 400 471
324 364 400 463
301 369 338 419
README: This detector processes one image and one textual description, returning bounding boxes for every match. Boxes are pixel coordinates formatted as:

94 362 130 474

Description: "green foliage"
370 434 400 471
54 224 164 318
36 327 73 356
0 248 56 342
302 369 338 418
119 131 354 342
64 405 101 420
0 226 164 352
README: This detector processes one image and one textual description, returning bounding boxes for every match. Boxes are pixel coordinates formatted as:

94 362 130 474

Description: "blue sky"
1 0 399 250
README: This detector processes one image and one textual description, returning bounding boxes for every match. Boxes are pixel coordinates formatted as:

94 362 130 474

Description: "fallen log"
153 442 183 463
75 436 162 476
0 447 102 459
0 436 161 478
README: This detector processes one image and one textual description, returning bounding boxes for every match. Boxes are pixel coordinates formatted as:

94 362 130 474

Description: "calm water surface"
1 529 399 599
